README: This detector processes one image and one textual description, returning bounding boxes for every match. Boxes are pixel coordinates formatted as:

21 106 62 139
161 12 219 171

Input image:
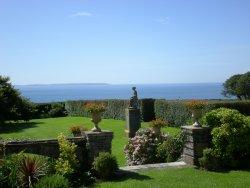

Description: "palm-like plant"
18 155 48 188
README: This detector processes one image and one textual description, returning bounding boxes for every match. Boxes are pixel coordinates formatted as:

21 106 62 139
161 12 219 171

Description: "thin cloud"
155 17 169 25
69 11 93 18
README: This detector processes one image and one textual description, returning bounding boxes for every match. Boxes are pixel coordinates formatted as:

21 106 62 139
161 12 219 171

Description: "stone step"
119 161 187 172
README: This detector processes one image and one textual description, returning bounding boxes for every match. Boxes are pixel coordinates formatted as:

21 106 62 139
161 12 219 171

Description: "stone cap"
181 125 211 132
0 137 86 145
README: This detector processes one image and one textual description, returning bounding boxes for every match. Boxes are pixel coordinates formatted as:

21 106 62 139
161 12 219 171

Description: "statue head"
132 87 136 91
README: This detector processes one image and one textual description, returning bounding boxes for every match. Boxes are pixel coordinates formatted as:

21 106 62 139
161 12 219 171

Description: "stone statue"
129 87 139 109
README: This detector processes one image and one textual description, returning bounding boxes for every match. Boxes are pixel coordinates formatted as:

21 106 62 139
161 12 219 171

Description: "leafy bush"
55 133 78 178
0 152 50 188
69 125 88 135
48 103 67 118
0 152 23 187
156 132 186 162
199 148 221 171
203 108 250 169
124 129 168 165
33 102 67 119
92 152 118 180
35 174 70 188
149 119 168 129
18 155 48 187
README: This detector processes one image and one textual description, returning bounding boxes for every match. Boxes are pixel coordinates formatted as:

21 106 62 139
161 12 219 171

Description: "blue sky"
0 0 250 85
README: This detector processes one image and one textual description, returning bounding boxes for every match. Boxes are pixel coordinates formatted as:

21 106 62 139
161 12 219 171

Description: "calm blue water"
15 83 229 103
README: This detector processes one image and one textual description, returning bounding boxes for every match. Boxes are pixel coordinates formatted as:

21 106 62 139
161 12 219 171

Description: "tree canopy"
222 72 250 100
0 75 34 122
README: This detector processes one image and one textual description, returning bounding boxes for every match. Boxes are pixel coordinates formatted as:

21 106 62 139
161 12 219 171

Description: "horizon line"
14 82 223 86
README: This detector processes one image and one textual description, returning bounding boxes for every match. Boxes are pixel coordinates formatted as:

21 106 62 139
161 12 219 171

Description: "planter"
72 132 82 137
191 109 202 127
91 112 102 132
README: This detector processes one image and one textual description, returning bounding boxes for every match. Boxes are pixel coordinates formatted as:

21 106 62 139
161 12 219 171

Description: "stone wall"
0 131 113 164
181 126 211 166
85 131 113 161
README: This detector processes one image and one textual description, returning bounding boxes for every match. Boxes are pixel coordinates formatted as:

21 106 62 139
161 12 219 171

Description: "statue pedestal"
125 108 141 138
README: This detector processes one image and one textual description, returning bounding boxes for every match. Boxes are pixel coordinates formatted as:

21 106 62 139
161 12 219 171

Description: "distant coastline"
15 83 229 103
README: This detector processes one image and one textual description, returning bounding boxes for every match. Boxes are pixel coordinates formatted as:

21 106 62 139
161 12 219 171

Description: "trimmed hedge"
65 99 156 121
140 98 155 122
154 100 190 127
65 100 129 120
154 100 250 126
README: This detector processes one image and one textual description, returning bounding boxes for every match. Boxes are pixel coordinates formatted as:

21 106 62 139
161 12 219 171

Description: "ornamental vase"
91 111 102 132
191 109 202 127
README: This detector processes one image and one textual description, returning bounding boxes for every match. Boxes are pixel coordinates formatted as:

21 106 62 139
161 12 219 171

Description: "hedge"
154 100 250 126
65 99 156 121
65 100 129 120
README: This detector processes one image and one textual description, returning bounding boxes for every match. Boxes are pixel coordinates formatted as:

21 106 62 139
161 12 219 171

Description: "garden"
0 75 250 187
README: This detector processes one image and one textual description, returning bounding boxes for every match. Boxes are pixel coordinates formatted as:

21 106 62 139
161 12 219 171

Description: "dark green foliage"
0 152 23 187
202 108 250 169
140 98 155 122
93 152 118 180
207 100 250 116
199 148 221 171
33 102 67 119
154 100 191 126
222 71 250 100
0 76 34 122
155 99 250 126
35 174 70 188
156 132 186 162
18 155 48 187
0 152 50 188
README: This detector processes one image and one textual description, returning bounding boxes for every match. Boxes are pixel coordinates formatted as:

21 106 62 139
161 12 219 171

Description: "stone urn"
91 112 102 132
191 109 202 127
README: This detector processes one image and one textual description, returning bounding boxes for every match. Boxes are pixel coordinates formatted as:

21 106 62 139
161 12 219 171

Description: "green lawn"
0 117 180 166
96 167 250 188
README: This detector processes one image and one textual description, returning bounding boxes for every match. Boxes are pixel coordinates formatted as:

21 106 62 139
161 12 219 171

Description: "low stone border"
119 161 187 172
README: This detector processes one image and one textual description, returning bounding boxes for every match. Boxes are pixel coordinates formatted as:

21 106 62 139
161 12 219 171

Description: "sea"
15 83 230 103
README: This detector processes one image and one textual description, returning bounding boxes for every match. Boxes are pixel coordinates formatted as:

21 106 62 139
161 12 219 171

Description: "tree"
0 75 34 122
222 72 250 100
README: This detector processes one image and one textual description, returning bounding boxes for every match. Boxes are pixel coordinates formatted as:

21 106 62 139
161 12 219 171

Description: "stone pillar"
125 108 141 138
181 126 211 166
85 131 113 161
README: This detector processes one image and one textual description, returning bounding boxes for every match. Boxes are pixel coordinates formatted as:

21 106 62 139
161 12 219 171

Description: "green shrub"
156 132 186 162
33 102 67 119
0 152 50 188
203 108 250 169
55 133 78 178
199 148 221 171
124 129 167 165
0 152 23 187
93 152 118 180
18 155 48 187
141 98 155 122
35 174 70 188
